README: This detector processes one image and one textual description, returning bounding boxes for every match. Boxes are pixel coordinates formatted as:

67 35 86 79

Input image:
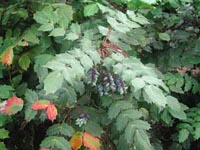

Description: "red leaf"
70 132 83 150
1 48 14 65
2 97 23 115
46 104 57 122
31 100 50 110
83 132 100 150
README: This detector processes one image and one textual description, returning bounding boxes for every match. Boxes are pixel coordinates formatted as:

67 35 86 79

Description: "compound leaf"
40 136 70 150
47 124 74 137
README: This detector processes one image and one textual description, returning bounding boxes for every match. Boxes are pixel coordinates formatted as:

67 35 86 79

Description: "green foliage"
108 101 133 119
0 85 14 99
98 9 149 50
106 98 152 149
159 32 170 41
24 89 38 121
103 54 175 109
0 142 7 150
164 73 200 94
0 127 8 150
0 128 9 139
40 136 71 150
18 55 31 71
34 4 73 37
141 0 200 72
176 105 200 143
40 123 74 150
0 0 199 150
46 123 74 136
84 3 99 17
43 48 100 100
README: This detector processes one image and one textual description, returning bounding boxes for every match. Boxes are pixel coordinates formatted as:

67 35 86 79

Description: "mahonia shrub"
0 0 199 150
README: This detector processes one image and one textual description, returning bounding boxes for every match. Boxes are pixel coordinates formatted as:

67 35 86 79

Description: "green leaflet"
134 129 152 150
105 10 141 34
116 109 142 131
0 128 9 149
0 85 14 99
169 108 187 120
65 23 81 41
108 101 133 119
34 6 54 24
161 109 172 124
49 28 65 37
45 60 66 71
159 32 170 41
0 114 10 127
23 25 40 44
84 120 102 137
44 71 64 94
127 10 150 25
0 128 9 139
125 120 151 143
0 142 6 150
62 86 77 103
55 4 73 29
35 54 53 66
193 127 200 140
80 54 94 72
122 70 137 83
178 129 189 143
46 124 74 137
18 55 31 71
184 74 192 92
143 85 167 108
131 74 168 95
24 89 38 121
97 3 115 15
141 76 169 92
131 78 146 92
84 3 99 17
38 23 54 32
40 136 71 150
117 135 130 150
166 96 181 111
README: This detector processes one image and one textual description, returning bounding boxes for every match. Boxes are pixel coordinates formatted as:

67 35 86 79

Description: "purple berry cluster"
79 113 90 120
87 68 99 86
87 68 127 96
115 77 127 95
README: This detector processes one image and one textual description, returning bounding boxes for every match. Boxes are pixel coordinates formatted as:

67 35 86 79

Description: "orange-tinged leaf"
83 132 100 150
1 48 14 66
2 96 23 115
31 100 50 110
70 132 83 150
46 104 57 122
